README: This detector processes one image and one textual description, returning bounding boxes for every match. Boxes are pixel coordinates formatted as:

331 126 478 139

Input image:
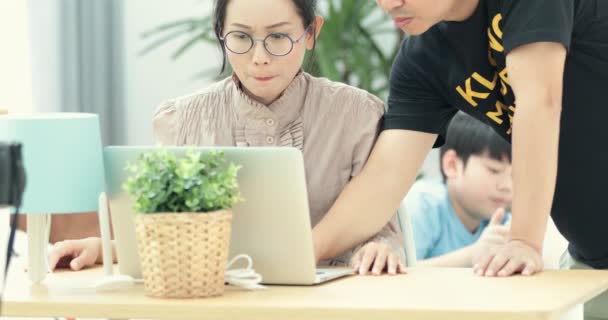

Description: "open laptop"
103 146 354 285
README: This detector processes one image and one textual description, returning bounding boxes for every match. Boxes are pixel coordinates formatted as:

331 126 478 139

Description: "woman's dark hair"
213 0 318 74
439 112 512 181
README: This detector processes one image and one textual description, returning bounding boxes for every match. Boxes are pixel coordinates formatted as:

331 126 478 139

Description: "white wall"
120 1 220 145
0 1 34 114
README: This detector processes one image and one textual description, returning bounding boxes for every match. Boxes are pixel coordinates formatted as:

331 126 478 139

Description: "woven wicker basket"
134 210 233 298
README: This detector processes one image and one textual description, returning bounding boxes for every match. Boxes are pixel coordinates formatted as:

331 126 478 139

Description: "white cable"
224 254 266 290
68 254 263 293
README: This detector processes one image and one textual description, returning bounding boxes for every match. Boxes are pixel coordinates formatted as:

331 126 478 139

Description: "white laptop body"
104 146 353 285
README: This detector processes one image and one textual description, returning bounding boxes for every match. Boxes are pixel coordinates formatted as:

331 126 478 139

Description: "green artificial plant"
123 149 242 214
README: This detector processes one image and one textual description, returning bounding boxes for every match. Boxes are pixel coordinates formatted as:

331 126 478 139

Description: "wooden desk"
2 261 608 320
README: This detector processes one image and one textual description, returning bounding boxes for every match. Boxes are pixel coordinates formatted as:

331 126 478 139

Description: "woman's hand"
350 241 407 276
48 237 103 271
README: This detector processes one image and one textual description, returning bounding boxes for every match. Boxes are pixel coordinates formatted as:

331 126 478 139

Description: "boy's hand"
350 241 407 276
48 237 102 271
473 239 543 277
472 208 509 264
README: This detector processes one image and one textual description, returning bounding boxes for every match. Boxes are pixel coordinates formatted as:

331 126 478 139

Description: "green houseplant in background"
123 149 241 298
139 0 404 99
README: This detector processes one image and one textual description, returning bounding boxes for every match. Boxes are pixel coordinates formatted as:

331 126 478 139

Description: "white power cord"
224 254 266 290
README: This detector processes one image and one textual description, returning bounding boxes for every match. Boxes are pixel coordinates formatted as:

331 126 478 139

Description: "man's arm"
474 41 566 276
508 42 565 250
313 129 437 261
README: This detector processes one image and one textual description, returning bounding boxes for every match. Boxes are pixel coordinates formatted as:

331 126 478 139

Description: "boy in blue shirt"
405 112 512 267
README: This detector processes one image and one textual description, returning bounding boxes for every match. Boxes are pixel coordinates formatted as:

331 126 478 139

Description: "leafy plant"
139 0 404 99
311 1 404 98
123 149 242 214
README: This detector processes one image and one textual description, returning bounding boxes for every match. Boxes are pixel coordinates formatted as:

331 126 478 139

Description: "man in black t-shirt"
312 0 608 317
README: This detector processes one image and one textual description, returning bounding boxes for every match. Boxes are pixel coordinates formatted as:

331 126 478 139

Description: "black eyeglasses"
220 26 311 57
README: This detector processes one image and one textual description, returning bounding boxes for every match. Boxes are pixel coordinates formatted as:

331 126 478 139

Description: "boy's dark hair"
440 112 511 181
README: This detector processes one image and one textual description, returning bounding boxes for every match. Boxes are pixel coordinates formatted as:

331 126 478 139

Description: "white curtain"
27 0 125 145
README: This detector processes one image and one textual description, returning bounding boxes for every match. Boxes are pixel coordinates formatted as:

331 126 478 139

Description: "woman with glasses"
48 0 406 275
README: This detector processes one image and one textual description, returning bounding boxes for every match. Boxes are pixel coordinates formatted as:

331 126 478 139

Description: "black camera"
0 142 26 208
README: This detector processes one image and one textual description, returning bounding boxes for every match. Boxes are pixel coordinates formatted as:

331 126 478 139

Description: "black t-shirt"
384 0 608 269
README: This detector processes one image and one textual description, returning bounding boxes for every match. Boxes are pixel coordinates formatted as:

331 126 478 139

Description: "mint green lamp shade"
0 113 105 214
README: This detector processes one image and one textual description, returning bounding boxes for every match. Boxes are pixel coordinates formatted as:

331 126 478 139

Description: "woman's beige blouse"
153 72 404 266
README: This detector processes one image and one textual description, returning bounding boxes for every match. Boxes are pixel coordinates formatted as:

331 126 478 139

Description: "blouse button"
266 118 275 126
266 136 275 144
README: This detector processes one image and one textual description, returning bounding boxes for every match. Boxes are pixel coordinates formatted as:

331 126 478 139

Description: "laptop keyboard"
316 268 340 275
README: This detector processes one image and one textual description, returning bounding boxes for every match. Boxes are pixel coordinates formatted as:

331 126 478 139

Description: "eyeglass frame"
219 25 312 57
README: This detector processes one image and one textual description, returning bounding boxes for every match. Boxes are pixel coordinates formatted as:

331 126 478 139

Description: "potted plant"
123 149 241 298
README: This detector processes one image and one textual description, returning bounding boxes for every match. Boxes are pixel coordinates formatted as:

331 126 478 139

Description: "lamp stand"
27 214 50 283
94 192 133 291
